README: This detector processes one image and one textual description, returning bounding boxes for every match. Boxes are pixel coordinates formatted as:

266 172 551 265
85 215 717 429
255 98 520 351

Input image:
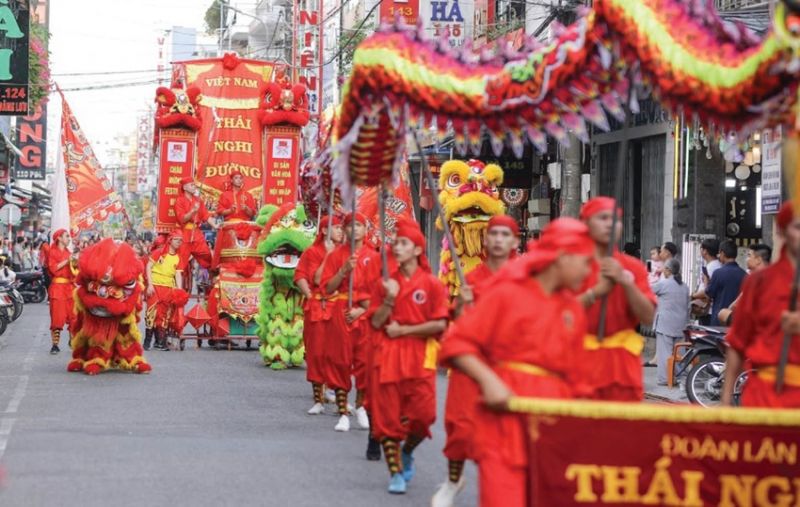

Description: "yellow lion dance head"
436 159 505 296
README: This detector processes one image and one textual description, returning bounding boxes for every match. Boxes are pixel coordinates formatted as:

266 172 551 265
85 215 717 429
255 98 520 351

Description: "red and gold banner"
379 0 420 25
263 125 300 206
357 164 415 239
508 397 800 507
174 56 274 203
60 95 124 235
156 129 196 232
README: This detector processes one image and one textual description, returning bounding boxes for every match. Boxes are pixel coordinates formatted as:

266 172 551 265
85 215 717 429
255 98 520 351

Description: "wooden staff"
410 130 467 289
347 191 356 310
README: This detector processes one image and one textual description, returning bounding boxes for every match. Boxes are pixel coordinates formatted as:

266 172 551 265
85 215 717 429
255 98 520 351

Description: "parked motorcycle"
13 270 47 304
0 281 23 321
0 290 14 335
677 324 748 407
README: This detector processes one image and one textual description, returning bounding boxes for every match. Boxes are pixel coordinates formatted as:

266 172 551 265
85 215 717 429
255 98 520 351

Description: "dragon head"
76 239 144 318
256 202 316 286
437 159 505 257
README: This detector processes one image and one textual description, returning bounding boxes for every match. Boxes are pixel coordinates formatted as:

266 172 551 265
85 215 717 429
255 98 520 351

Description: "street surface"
0 303 478 506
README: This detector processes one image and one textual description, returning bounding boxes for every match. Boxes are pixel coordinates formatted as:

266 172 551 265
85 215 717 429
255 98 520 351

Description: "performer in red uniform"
322 212 380 432
369 218 449 495
577 197 656 401
145 231 185 351
294 215 344 414
723 202 800 408
47 229 76 355
433 215 520 507
216 170 257 222
175 177 216 270
439 218 594 507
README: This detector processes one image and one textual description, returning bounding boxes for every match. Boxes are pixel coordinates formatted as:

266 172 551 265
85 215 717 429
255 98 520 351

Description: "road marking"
4 375 29 414
0 417 15 460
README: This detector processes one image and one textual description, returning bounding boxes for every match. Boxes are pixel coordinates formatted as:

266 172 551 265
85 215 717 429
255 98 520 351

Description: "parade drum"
218 221 261 262
218 272 260 322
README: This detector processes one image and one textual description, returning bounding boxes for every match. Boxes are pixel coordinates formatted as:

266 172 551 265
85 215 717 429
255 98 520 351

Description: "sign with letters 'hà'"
509 397 800 507
0 0 29 116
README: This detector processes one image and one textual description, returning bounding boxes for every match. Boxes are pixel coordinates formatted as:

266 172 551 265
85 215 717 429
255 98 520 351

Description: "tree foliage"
204 0 229 34
338 17 374 77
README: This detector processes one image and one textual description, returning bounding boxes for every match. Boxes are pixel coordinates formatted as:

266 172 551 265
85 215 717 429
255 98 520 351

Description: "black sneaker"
50 344 60 355
366 436 382 461
143 338 152 351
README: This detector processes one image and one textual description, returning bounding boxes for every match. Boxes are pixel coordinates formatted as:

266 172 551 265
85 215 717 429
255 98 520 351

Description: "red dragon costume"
67 239 151 376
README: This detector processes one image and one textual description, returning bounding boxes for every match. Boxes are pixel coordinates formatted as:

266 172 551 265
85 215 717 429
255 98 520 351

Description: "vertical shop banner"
508 397 800 507
13 104 46 179
14 0 48 177
156 128 196 231
424 0 471 48
60 95 124 234
761 127 781 214
136 115 151 192
175 57 274 203
380 0 420 25
263 126 300 206
294 0 323 121
0 0 29 115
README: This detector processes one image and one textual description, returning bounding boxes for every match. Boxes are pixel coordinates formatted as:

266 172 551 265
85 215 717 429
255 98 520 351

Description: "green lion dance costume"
255 202 316 369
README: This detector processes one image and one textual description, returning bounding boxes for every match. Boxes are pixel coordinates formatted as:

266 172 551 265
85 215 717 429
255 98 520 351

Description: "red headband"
580 197 622 221
395 218 430 272
344 212 368 227
229 169 242 180
513 218 594 275
777 201 794 230
168 229 183 241
52 229 68 243
488 215 520 236
314 215 342 245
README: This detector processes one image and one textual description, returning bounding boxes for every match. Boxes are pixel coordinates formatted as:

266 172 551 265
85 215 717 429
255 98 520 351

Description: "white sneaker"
355 406 370 430
334 414 350 432
325 389 336 403
307 402 325 415
431 476 466 507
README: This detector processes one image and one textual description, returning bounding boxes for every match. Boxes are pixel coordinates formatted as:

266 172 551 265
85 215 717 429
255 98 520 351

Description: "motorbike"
0 281 23 321
677 324 748 407
13 270 47 304
0 290 14 335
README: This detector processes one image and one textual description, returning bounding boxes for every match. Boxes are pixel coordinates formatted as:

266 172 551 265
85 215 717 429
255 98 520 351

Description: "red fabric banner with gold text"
174 56 274 203
156 129 197 232
60 95 124 235
507 397 800 507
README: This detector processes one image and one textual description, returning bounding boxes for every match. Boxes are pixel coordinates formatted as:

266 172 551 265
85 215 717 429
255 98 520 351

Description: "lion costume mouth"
265 245 301 269
452 207 492 224
88 306 112 318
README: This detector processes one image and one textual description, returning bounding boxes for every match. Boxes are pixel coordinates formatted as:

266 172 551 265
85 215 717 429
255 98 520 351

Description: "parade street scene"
1 0 800 506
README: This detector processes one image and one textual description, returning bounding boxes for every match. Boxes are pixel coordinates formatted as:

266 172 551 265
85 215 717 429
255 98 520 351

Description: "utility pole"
556 1 582 218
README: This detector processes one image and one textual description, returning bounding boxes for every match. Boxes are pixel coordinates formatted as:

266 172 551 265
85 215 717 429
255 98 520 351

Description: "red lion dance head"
155 86 202 131
69 239 150 375
259 80 310 127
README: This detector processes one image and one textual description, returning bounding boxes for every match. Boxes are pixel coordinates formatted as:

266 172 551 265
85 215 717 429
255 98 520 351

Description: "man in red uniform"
216 170 257 222
145 231 184 351
175 177 216 270
322 212 380 432
369 218 449 495
294 215 343 414
439 218 595 507
433 215 520 507
577 197 656 401
47 229 76 355
723 201 800 407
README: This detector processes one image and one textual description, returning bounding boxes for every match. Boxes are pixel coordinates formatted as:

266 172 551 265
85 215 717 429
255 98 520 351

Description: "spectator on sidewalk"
651 258 690 386
693 240 747 326
11 237 25 271
647 246 664 285
717 243 772 326
0 256 16 285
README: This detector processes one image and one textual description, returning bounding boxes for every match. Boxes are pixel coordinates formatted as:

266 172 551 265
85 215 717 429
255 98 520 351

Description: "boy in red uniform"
433 215 520 507
577 197 656 401
47 229 76 355
322 212 380 432
439 218 594 507
369 218 449 495
175 177 216 270
723 201 800 407
294 215 343 414
216 170 257 222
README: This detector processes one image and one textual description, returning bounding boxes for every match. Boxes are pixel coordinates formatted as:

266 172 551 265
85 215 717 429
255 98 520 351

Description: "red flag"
357 163 415 246
60 94 124 235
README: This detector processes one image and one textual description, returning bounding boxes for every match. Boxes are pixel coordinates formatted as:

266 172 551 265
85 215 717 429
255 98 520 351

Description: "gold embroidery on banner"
184 64 215 85
199 96 261 110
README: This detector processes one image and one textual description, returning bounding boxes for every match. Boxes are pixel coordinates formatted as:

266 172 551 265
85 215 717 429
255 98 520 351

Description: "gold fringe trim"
507 396 800 427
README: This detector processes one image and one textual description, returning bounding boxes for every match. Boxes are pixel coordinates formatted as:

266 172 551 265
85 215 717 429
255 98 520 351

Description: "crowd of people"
35 182 800 505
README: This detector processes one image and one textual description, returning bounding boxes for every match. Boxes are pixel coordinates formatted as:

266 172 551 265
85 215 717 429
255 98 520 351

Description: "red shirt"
217 188 257 222
295 244 325 290
321 243 380 301
47 245 73 280
728 255 800 368
466 262 499 303
583 251 656 336
39 242 50 268
175 193 210 227
370 266 449 383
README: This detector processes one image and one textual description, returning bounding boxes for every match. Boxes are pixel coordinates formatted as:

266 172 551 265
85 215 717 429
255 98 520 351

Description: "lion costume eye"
447 174 461 187
124 280 137 289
